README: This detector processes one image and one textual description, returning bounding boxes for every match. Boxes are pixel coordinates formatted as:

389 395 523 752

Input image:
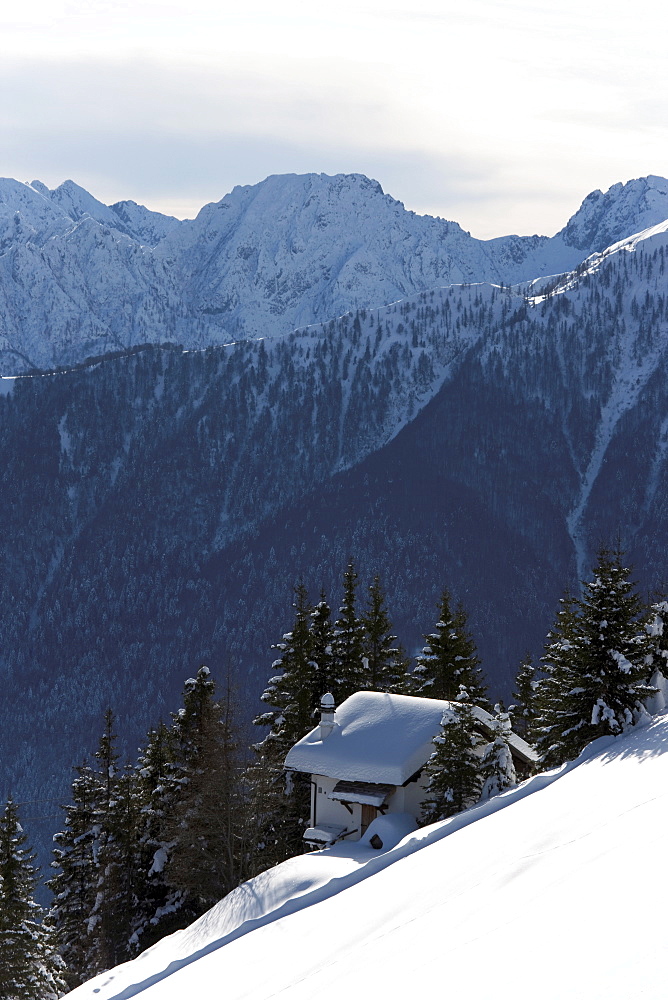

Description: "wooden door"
361 804 376 833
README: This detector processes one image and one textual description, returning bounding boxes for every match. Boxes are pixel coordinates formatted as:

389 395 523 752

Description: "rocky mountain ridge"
2 172 668 371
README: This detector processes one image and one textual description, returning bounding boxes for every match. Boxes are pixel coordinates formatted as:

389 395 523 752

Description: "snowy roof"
286 691 454 785
285 691 537 784
330 780 395 807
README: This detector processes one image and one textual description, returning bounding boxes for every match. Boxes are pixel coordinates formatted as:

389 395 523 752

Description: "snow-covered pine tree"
533 593 581 769
360 575 411 693
244 744 296 875
51 712 143 978
130 722 186 953
479 708 518 801
48 761 99 989
308 594 334 697
578 549 655 732
510 652 539 743
254 583 319 758
535 549 655 767
252 585 321 866
420 688 482 824
97 765 144 962
644 599 668 713
412 590 489 707
331 562 366 702
0 798 66 1000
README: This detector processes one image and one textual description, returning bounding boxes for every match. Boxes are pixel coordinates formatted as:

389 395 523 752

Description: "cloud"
2 0 668 243
0 55 402 145
2 94 486 223
0 54 485 219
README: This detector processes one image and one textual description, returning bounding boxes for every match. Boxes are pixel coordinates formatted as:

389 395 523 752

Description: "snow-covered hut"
284 690 537 849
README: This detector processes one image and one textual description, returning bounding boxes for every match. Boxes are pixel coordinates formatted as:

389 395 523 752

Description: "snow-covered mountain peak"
229 170 387 202
41 180 181 245
196 171 459 234
578 215 668 269
27 179 50 197
0 177 73 247
109 199 183 246
559 175 668 252
537 215 668 298
47 178 117 224
153 170 484 340
0 178 183 249
0 176 46 204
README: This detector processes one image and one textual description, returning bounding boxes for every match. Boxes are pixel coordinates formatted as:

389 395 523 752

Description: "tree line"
2 550 666 995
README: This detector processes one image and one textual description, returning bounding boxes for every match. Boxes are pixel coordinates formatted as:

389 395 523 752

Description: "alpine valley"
2 172 668 866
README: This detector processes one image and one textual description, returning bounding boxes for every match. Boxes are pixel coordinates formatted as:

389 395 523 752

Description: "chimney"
319 692 336 739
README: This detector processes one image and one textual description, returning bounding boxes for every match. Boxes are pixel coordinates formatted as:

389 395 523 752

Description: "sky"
2 0 667 238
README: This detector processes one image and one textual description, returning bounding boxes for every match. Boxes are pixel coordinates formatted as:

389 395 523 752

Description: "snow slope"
69 714 668 1000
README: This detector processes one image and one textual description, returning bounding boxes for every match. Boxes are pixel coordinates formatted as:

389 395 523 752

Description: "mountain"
3 178 184 244
2 172 668 371
3 214 668 876
0 177 186 371
67 713 668 999
559 174 668 250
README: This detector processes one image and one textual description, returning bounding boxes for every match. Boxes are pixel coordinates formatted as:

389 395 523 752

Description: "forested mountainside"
2 219 668 868
2 172 668 371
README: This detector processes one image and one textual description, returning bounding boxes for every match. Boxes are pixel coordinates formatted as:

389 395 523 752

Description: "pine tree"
130 721 184 953
510 652 539 743
331 561 366 702
252 586 321 867
577 549 655 729
535 549 655 767
645 599 668 712
0 798 66 999
244 744 300 875
85 708 129 974
360 575 411 693
165 666 250 915
420 688 482 824
255 583 319 757
50 711 143 979
533 594 580 768
308 594 334 697
49 710 131 981
48 761 99 989
479 708 517 801
412 590 489 707
97 765 143 963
